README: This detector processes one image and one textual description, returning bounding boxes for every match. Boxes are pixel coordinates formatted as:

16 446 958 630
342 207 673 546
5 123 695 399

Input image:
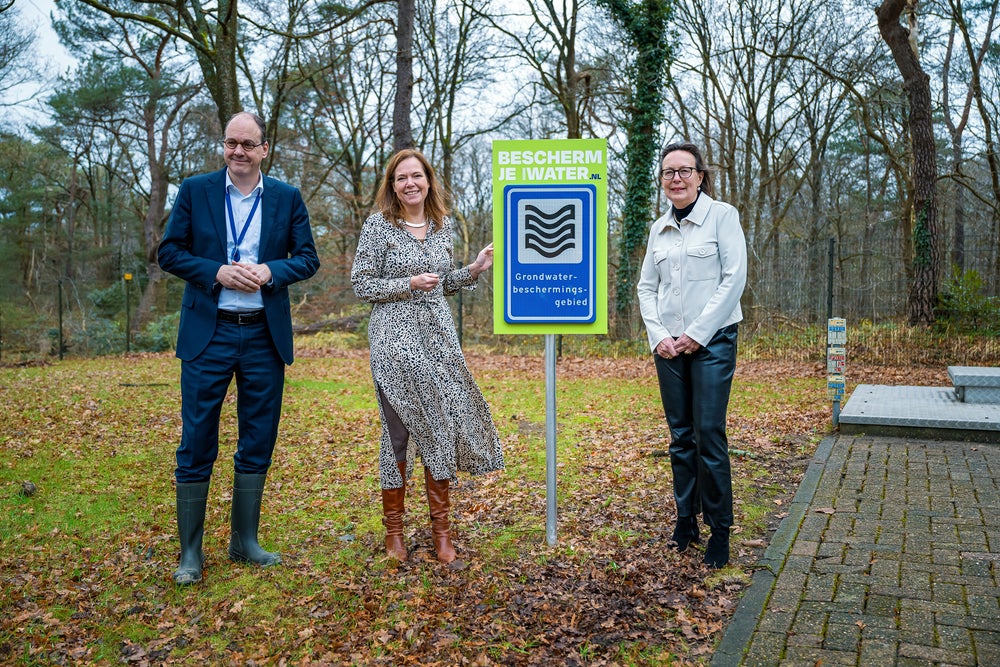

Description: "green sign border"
492 138 608 335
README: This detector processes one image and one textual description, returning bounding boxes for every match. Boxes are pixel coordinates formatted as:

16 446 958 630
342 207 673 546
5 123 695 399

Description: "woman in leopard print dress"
351 149 505 564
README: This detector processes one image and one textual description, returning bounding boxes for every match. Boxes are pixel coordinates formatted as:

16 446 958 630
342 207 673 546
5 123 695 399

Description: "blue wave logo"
523 203 577 259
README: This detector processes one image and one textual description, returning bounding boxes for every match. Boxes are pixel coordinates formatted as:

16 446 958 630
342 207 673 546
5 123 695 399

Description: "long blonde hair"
374 149 452 229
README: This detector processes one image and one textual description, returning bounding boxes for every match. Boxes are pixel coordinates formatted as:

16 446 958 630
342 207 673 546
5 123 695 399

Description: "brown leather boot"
382 461 407 561
424 467 457 564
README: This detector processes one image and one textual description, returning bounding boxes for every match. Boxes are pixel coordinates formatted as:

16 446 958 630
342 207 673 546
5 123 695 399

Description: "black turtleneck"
672 192 700 222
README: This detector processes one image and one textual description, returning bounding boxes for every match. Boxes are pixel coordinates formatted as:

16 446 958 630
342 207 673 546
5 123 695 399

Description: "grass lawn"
0 343 942 665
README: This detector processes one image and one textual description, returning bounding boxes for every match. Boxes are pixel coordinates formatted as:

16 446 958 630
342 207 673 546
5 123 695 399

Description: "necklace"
401 219 427 228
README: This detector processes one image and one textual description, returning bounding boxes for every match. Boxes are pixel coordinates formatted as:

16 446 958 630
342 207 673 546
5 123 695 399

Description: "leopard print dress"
351 212 505 489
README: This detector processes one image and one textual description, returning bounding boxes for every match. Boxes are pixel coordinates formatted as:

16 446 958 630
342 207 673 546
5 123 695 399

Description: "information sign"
827 317 846 345
827 346 846 374
826 318 847 404
827 374 846 401
502 185 596 323
492 139 608 334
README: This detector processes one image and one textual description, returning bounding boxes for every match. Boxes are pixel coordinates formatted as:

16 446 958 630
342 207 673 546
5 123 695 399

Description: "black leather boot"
228 473 282 566
704 529 730 568
174 481 210 585
670 515 700 552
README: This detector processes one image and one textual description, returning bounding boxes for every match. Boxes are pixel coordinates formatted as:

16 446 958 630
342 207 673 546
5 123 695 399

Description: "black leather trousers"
653 324 738 531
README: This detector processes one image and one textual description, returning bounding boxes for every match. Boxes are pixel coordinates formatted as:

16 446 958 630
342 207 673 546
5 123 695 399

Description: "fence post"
827 237 835 320
58 279 65 361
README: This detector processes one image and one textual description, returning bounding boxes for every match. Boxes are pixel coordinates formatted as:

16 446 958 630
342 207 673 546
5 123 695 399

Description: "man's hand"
217 262 270 293
234 261 272 286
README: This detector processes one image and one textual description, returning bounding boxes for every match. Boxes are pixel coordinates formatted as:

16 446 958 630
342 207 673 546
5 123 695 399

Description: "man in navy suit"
158 111 319 585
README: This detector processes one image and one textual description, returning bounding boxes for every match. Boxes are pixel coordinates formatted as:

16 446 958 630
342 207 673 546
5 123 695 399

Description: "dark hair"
659 141 713 197
374 149 452 230
226 112 268 144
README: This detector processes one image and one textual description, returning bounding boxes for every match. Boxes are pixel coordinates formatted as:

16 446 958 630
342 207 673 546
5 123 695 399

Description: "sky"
6 0 76 128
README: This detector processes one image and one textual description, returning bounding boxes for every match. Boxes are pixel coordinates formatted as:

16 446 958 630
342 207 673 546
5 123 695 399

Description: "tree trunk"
393 0 415 152
949 0 1000 293
135 100 171 330
877 0 940 326
950 138 965 272
192 0 240 127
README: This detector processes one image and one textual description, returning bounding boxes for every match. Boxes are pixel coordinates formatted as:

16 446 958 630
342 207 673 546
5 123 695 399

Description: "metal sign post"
544 334 558 545
492 139 609 546
124 273 133 353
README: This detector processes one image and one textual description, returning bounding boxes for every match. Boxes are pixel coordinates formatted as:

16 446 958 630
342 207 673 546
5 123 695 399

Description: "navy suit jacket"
158 168 319 365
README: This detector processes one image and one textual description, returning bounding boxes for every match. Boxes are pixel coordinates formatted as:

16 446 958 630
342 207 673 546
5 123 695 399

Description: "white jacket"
637 192 747 351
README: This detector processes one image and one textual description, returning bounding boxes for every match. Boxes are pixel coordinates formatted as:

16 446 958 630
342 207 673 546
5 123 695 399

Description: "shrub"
134 312 180 352
936 268 1000 335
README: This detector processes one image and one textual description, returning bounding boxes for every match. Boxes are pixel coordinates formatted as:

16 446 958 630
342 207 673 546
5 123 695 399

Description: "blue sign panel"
504 184 596 323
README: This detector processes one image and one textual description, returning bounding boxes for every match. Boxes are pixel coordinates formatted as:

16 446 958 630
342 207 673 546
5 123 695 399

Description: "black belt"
217 309 265 324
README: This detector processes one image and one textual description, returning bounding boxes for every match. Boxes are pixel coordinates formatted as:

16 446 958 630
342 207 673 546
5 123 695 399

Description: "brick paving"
712 434 1000 667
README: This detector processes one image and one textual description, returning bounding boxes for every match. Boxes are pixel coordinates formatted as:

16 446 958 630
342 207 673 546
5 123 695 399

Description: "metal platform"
839 384 1000 443
949 365 1000 404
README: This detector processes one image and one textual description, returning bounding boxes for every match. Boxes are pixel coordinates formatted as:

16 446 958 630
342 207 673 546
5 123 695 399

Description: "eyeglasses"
222 138 266 151
660 167 696 181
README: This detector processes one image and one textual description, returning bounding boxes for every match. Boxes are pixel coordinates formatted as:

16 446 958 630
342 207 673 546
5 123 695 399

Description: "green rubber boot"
228 473 282 567
174 481 209 585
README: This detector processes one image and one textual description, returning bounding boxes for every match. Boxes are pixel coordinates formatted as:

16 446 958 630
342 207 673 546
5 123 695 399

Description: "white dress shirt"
637 192 747 351
218 172 265 312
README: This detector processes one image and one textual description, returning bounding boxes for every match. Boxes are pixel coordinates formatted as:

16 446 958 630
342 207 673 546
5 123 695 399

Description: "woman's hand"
470 243 494 278
409 272 440 292
673 334 701 355
656 334 700 358
655 337 678 359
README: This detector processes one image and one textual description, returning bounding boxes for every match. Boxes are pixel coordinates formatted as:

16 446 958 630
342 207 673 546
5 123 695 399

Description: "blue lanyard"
225 189 262 262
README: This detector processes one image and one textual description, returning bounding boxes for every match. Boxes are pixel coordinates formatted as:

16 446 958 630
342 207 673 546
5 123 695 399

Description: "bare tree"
0 2 39 109
414 0 499 188
482 0 599 140
414 0 504 335
73 0 241 127
72 0 377 128
54 3 205 329
942 0 1000 288
284 9 397 309
666 0 877 325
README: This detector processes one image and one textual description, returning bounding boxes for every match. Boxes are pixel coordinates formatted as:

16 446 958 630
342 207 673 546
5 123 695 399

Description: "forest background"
2 1 1000 664
1 0 999 360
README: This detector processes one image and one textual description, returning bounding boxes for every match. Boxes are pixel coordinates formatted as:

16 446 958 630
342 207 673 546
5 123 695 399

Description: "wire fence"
2 228 997 365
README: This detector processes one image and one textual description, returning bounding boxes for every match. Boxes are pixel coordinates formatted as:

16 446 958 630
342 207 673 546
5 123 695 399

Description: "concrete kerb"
710 434 839 667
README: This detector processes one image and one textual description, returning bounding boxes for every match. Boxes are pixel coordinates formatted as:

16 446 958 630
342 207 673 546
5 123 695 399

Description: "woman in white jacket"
637 141 747 568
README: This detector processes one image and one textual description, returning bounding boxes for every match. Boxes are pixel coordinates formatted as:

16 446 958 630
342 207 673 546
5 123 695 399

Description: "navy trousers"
653 324 738 531
175 319 285 484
